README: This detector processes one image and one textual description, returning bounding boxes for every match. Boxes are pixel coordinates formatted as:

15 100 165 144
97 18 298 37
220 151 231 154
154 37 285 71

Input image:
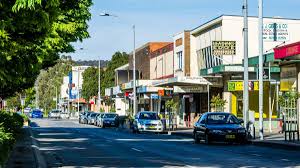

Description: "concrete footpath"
169 128 300 150
5 127 46 168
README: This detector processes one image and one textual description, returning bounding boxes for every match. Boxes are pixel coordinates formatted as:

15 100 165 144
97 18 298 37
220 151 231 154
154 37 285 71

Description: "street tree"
0 0 92 99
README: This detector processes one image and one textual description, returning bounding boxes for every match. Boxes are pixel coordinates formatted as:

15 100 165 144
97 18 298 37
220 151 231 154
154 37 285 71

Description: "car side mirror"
239 119 244 124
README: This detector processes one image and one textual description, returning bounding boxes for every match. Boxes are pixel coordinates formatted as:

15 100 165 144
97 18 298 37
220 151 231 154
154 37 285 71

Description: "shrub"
0 126 15 166
0 111 24 135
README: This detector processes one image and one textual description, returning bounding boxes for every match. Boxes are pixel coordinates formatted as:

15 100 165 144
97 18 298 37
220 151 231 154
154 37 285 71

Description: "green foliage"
81 67 102 101
0 126 15 166
165 99 178 113
278 90 299 108
0 0 92 98
210 94 227 112
0 111 25 166
36 59 74 112
102 52 129 91
81 52 128 101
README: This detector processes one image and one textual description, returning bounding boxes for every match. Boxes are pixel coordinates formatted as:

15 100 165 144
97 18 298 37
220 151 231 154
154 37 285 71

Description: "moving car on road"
98 113 119 128
48 109 61 119
131 111 163 133
193 112 247 144
31 109 43 118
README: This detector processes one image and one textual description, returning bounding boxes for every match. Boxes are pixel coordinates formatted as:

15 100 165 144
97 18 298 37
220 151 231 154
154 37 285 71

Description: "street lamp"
100 12 137 115
258 0 264 140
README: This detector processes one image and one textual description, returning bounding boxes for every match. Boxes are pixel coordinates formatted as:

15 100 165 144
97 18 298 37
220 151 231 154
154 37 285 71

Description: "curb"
251 140 300 151
28 127 47 168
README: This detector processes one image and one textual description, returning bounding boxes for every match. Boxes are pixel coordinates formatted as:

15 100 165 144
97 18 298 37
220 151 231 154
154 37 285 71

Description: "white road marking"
131 148 142 152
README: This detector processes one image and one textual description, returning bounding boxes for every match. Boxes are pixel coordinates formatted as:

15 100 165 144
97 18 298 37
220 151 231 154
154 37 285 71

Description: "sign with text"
263 23 289 42
228 81 260 91
212 41 236 56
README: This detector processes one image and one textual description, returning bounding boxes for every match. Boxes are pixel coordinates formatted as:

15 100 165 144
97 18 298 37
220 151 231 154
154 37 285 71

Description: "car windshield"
207 114 239 124
104 114 117 118
90 113 97 117
139 113 159 120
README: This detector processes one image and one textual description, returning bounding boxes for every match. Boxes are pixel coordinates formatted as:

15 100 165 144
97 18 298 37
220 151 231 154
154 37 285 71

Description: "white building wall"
60 76 69 99
173 32 185 77
191 15 300 71
72 66 90 94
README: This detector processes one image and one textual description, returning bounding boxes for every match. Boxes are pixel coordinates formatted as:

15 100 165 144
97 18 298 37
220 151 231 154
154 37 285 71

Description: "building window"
177 51 183 70
198 46 222 69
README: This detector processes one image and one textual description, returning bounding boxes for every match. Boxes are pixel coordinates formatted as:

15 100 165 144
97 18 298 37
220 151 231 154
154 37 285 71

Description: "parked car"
48 109 61 119
95 113 105 127
98 113 119 128
87 112 97 125
79 111 89 124
131 111 163 133
94 113 104 127
60 112 69 119
31 109 43 118
193 112 247 144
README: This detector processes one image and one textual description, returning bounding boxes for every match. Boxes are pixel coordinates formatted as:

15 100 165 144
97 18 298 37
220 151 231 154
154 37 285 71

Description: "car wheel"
194 132 200 144
204 133 210 144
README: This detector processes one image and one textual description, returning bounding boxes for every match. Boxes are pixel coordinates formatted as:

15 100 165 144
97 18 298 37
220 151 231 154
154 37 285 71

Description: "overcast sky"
68 0 300 61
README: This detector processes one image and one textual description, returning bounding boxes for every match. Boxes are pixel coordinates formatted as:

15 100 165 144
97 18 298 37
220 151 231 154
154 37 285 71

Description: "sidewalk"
5 127 46 168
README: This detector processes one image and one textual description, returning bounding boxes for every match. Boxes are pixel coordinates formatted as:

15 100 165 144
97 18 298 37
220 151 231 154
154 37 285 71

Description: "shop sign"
150 94 159 100
280 78 296 91
212 41 236 56
158 89 165 96
137 86 147 93
274 42 300 59
263 23 289 42
228 81 260 91
174 86 207 93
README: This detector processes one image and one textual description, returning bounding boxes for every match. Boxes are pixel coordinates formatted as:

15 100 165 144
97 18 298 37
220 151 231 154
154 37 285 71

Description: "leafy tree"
102 52 129 91
0 0 92 99
36 59 74 113
210 94 227 112
81 67 103 101
81 52 128 101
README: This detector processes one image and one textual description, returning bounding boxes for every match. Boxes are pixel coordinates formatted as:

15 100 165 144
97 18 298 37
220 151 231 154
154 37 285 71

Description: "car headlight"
211 130 223 133
238 129 246 133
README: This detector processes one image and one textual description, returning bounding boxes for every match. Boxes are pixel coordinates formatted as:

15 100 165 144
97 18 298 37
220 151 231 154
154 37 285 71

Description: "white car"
132 111 163 133
48 109 61 119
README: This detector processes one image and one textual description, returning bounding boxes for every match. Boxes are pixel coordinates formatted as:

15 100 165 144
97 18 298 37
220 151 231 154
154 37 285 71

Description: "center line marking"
131 148 142 152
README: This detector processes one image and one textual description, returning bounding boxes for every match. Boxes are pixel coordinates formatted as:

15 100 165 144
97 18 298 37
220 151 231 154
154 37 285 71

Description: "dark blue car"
193 112 247 144
31 109 43 118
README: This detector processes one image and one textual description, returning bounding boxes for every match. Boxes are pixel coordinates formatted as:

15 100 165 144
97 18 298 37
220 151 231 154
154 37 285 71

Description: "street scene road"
30 119 300 168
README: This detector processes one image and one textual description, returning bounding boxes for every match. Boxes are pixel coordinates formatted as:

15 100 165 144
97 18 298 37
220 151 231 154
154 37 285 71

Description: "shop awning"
274 41 300 59
152 76 212 87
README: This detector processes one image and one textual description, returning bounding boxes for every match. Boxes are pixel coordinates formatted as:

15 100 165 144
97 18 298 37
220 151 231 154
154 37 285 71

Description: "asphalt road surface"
30 119 300 168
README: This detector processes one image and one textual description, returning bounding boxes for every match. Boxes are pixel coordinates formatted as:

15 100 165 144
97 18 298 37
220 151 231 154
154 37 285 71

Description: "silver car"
132 111 163 133
87 112 97 125
98 113 119 128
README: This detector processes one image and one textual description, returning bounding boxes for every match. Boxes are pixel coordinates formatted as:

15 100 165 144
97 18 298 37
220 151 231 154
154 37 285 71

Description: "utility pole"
243 0 249 129
77 68 80 115
133 25 137 115
98 59 101 112
258 0 264 140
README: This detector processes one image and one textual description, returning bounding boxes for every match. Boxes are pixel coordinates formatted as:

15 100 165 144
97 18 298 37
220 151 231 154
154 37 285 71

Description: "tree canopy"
0 0 92 99
81 52 129 101
36 59 74 112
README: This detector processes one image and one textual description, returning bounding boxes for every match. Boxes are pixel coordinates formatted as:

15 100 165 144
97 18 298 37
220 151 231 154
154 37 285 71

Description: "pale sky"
69 0 300 61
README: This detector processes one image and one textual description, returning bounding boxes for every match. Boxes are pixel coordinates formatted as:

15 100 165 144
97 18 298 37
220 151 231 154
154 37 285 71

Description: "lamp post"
258 0 264 140
243 0 249 131
98 59 101 112
100 12 137 115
